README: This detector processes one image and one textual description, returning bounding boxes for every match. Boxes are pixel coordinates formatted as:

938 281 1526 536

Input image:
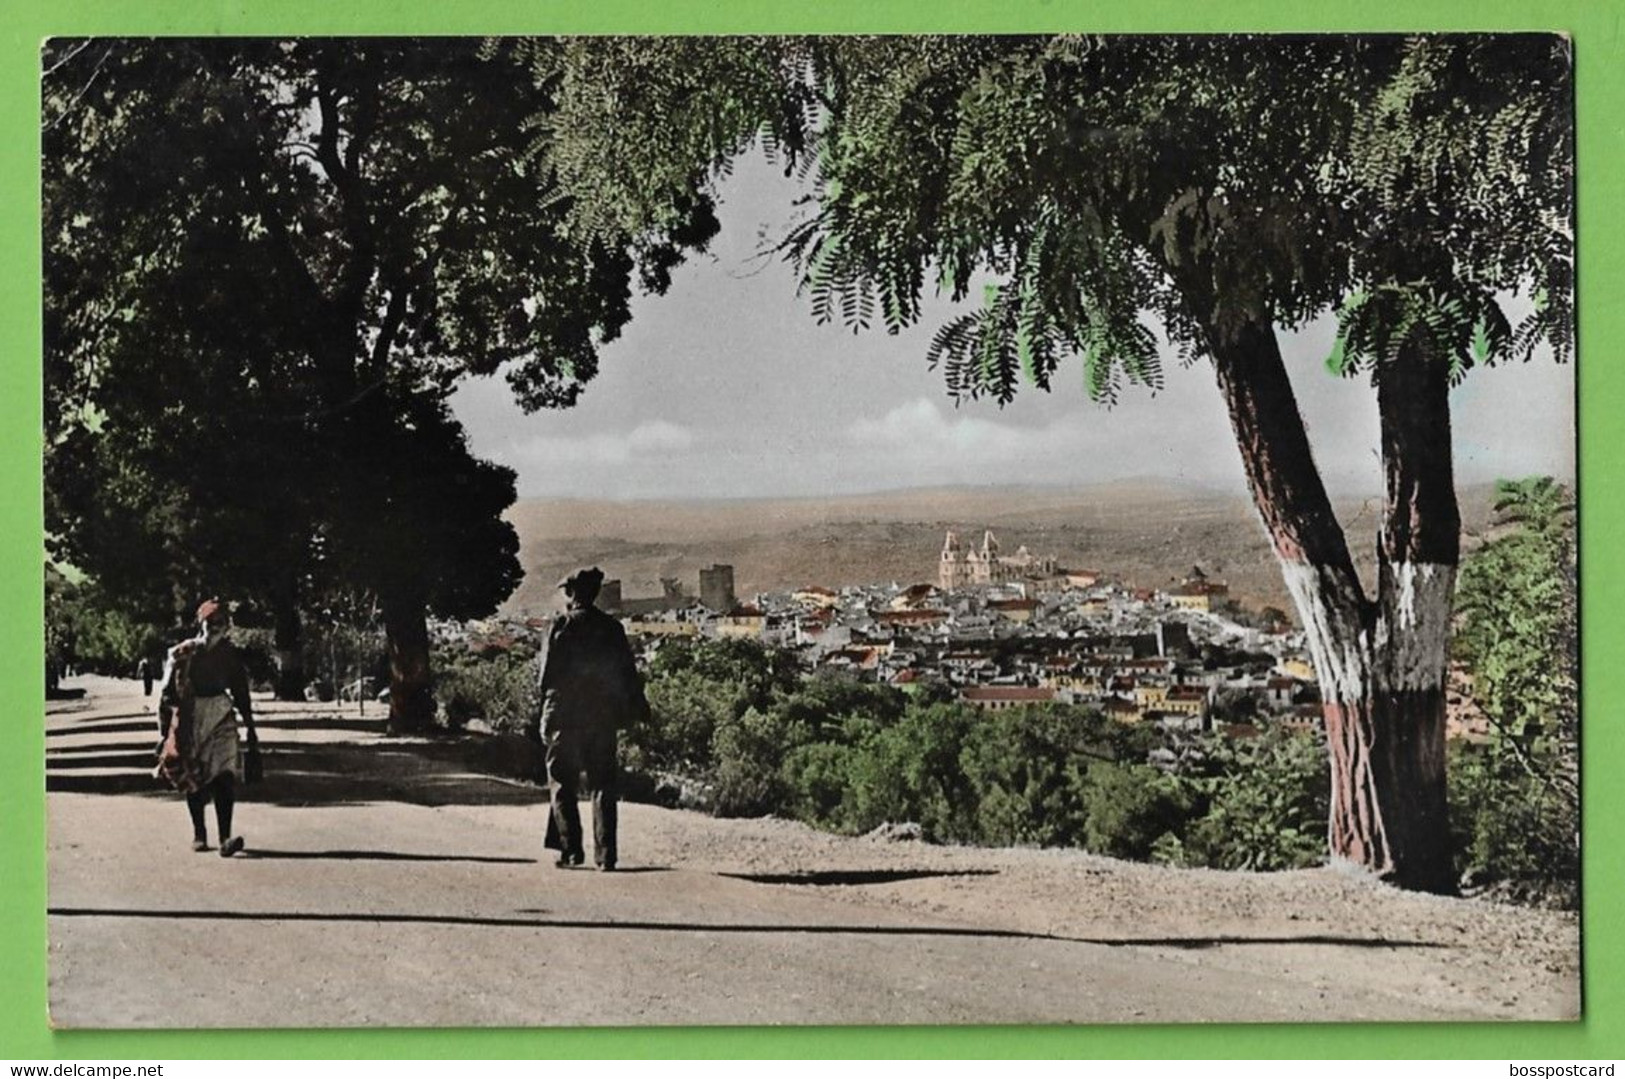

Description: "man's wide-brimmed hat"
196 597 224 623
557 567 606 593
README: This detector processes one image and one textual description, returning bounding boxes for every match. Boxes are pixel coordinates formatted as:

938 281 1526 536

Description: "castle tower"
700 563 737 613
660 577 686 605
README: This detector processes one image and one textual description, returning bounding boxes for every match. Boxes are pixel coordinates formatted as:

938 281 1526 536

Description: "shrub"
1173 730 1329 871
710 705 809 817
1082 761 1191 861
638 668 750 772
1448 740 1578 907
959 706 1095 847
836 718 923 833
1450 477 1577 907
432 646 536 732
781 740 858 827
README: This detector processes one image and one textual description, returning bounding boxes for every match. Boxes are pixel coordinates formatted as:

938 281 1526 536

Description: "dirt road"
46 676 1580 1028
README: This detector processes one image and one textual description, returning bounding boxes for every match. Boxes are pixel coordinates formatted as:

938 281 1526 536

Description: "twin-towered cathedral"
938 530 1058 590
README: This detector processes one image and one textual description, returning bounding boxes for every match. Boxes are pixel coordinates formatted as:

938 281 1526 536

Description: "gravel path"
46 675 1580 1027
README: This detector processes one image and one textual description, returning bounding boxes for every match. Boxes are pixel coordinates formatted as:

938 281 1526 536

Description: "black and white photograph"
42 34 1579 1027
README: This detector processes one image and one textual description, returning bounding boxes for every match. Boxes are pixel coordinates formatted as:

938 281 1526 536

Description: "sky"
450 151 1576 502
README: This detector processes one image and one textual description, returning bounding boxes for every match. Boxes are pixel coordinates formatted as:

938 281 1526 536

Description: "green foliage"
1454 476 1576 761
433 644 538 732
959 706 1094 847
641 669 752 773
632 637 805 782
1450 476 1577 905
1448 742 1577 907
774 673 909 738
876 703 983 841
648 636 802 704
1159 731 1330 872
711 705 812 817
1081 762 1190 862
780 741 858 827
45 566 168 675
626 640 1340 874
550 35 1571 404
42 39 716 669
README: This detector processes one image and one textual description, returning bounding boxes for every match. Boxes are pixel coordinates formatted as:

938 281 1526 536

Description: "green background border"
3 0 1619 1060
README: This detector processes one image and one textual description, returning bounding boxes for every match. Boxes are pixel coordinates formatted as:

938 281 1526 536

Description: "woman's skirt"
188 694 243 786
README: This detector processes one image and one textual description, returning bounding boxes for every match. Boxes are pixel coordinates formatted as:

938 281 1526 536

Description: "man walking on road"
528 567 648 871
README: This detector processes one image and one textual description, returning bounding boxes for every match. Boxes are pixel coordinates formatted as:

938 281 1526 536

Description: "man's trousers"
545 727 618 867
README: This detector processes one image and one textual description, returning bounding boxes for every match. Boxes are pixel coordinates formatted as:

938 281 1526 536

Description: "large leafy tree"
43 38 718 728
542 34 1572 891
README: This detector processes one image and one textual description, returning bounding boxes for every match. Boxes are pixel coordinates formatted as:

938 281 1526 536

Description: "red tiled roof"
961 686 1055 703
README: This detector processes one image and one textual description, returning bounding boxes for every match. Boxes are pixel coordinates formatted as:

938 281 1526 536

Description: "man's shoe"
598 861 617 873
191 838 209 853
220 836 245 858
554 850 584 868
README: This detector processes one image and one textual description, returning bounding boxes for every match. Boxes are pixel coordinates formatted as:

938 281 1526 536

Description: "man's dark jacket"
531 604 648 740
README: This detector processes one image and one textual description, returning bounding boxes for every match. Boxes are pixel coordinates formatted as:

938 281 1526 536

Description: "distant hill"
503 481 1503 621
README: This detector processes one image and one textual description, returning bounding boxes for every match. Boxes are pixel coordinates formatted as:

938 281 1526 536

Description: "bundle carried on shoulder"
153 640 202 792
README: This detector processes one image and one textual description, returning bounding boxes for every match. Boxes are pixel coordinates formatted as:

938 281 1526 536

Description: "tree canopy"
43 38 720 723
544 35 1570 401
537 33 1574 891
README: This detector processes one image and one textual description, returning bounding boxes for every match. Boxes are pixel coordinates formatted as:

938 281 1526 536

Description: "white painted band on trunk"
1376 561 1455 694
1279 560 1370 705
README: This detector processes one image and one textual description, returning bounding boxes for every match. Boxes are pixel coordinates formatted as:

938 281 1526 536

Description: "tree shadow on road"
45 905 1453 950
720 869 999 886
47 739 546 809
244 848 536 865
47 717 157 736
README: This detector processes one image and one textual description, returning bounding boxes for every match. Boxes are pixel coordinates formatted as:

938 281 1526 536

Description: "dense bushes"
434 541 1581 911
611 637 1331 872
45 569 169 676
1158 731 1329 871
1449 477 1578 908
432 644 537 731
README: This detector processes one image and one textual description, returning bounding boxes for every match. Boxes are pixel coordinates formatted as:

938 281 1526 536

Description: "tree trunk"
1208 316 1457 893
1368 338 1459 893
382 595 436 734
271 590 306 701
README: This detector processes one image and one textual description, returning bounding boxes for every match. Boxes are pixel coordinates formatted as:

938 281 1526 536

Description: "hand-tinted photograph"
42 35 1578 1027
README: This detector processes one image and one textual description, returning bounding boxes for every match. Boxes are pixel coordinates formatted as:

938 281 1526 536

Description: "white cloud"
505 420 698 468
846 398 1027 458
626 420 696 454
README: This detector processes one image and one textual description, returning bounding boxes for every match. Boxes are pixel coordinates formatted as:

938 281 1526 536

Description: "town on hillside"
448 530 1488 742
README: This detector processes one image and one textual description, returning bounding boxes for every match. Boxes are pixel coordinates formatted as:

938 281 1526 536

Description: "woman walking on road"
155 598 261 856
